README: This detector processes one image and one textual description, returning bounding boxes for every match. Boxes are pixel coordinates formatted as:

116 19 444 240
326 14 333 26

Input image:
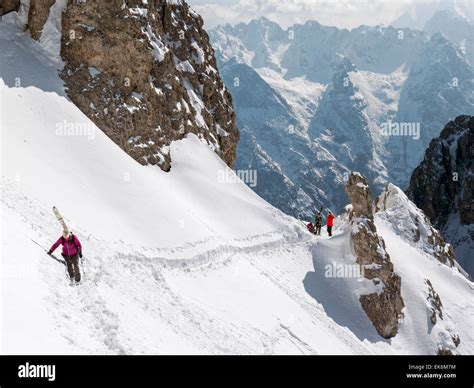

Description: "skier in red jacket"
327 211 335 237
49 231 82 283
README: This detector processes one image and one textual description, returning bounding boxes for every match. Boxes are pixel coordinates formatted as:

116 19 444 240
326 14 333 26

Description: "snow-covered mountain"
210 17 474 219
2 8 474 355
423 9 474 65
390 0 474 31
391 1 474 65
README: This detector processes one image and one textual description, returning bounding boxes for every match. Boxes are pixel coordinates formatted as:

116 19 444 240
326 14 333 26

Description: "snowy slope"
374 219 473 355
0 85 361 354
1 13 473 355
0 16 358 354
256 67 325 130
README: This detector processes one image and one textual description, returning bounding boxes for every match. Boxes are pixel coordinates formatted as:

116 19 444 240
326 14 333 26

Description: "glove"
79 252 83 259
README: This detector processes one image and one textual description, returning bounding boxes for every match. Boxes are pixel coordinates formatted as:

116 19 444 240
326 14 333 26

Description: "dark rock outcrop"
345 172 373 219
60 0 238 171
345 172 405 339
27 0 55 40
13 0 239 171
407 115 473 275
0 0 20 16
424 279 461 355
407 115 473 227
425 279 443 325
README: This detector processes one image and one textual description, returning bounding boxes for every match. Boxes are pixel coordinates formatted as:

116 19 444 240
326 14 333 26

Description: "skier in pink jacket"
48 231 82 283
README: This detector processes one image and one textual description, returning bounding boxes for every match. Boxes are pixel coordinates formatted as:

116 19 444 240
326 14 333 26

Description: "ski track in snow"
0 180 310 354
2 178 381 354
246 249 374 355
3 168 473 355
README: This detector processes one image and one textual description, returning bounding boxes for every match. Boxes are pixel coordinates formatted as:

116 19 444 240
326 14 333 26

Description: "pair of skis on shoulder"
32 207 83 286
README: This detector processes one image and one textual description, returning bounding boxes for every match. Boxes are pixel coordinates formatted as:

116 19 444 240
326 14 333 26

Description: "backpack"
315 214 322 225
307 223 315 233
62 233 75 244
62 233 80 250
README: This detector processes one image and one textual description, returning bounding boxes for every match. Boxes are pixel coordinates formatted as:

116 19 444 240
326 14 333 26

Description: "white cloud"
188 0 414 29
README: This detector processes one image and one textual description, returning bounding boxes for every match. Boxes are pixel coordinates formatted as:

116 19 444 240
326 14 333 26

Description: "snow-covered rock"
407 115 473 277
12 0 239 171
376 183 457 268
423 9 474 65
344 173 404 339
391 0 474 32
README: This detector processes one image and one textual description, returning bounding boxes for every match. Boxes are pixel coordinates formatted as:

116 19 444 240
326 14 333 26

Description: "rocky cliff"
424 279 461 355
345 172 404 339
376 184 456 267
372 180 465 353
407 115 473 276
15 0 239 171
0 0 20 16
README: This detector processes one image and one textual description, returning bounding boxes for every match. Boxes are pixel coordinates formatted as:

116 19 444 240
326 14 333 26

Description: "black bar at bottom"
0 355 471 386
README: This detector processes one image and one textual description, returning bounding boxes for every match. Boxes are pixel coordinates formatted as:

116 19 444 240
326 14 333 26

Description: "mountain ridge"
210 16 474 218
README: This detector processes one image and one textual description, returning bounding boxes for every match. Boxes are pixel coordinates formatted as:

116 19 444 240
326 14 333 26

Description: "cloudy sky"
187 0 471 29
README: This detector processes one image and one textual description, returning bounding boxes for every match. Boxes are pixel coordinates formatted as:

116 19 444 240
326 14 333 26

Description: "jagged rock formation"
423 9 474 65
407 115 473 276
17 0 239 171
376 184 456 267
27 0 55 40
425 279 443 325
0 0 20 16
345 172 373 220
424 279 461 355
345 172 404 339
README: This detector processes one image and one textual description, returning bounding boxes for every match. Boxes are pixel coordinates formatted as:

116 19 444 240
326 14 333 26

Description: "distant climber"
326 211 335 237
315 211 322 236
48 231 82 283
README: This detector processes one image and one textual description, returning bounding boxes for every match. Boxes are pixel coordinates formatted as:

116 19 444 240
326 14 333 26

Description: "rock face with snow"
425 279 443 326
373 180 465 353
20 0 238 171
391 2 473 64
0 0 20 16
345 172 404 339
407 115 473 276
345 172 373 219
424 279 461 355
27 0 56 40
423 9 474 65
376 184 456 267
217 58 319 217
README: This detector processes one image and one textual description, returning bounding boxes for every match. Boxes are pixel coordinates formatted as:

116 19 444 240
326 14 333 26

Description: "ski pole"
80 256 86 281
30 239 65 265
30 238 48 252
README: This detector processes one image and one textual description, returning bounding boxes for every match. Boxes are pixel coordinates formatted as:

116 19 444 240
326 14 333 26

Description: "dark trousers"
327 226 333 236
62 254 81 282
315 224 321 235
